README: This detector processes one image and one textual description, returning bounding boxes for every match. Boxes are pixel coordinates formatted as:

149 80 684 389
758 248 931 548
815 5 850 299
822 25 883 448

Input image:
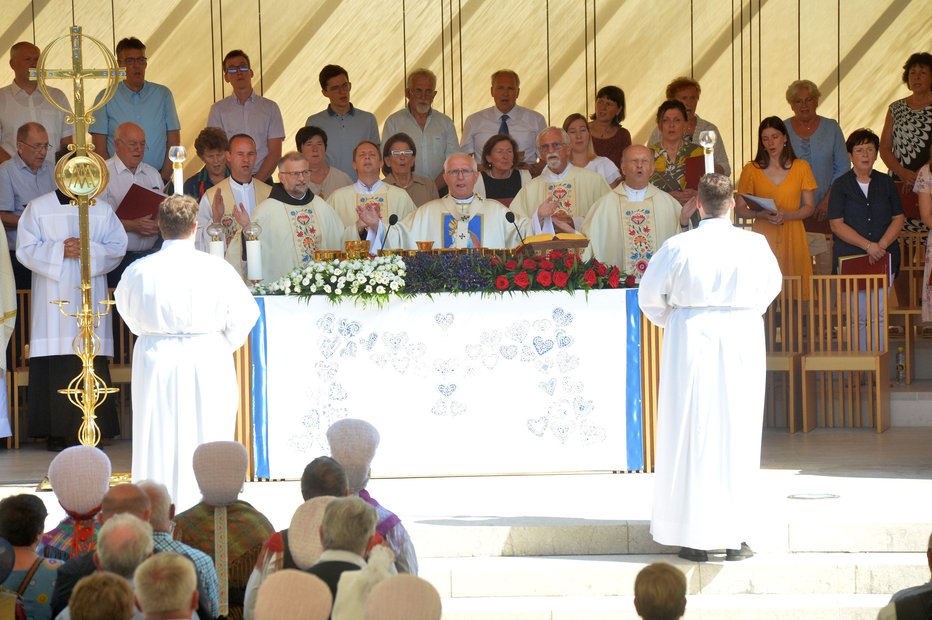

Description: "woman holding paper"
827 129 904 277
736 117 817 289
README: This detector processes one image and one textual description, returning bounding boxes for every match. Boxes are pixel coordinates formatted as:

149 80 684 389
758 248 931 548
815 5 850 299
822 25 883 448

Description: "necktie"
499 114 510 135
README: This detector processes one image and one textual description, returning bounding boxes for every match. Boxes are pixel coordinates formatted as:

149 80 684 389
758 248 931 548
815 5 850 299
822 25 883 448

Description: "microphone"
505 210 525 245
382 213 399 250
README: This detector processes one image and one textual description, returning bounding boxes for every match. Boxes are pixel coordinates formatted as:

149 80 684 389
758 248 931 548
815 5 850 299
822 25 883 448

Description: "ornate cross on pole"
29 27 125 446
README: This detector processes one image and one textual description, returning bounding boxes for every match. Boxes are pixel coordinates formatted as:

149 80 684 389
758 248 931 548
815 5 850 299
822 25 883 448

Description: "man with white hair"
138 480 219 619
304 496 377 602
249 151 345 281
382 68 459 191
510 127 610 235
392 153 527 250
327 419 418 575
135 552 200 620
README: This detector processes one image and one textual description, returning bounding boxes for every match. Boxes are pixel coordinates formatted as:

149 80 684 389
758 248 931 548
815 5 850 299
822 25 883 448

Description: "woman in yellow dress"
736 117 817 291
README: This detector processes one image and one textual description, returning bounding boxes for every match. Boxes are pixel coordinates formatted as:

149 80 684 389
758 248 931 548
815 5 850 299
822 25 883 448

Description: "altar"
242 289 647 479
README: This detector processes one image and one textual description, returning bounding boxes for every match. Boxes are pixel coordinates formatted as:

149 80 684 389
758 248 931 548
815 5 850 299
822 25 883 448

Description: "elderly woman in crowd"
297 125 352 199
914 145 932 322
587 85 631 168
648 76 730 176
381 133 439 207
736 117 817 291
649 100 703 206
563 113 621 188
880 52 932 188
0 495 62 620
183 126 229 200
473 133 531 207
784 79 850 274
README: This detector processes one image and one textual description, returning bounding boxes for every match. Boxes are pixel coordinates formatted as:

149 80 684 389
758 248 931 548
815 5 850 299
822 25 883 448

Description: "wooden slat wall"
0 0 924 178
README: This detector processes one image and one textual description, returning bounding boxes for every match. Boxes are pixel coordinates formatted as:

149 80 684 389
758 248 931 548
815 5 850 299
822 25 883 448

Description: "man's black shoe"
726 542 754 561
677 546 709 562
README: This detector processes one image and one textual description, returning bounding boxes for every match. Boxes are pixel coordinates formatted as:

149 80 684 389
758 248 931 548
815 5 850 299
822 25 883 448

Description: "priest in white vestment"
0 231 15 439
638 174 781 562
510 127 610 235
390 153 528 250
16 190 127 449
195 134 272 278
326 141 416 241
115 194 259 511
582 145 692 281
251 152 345 281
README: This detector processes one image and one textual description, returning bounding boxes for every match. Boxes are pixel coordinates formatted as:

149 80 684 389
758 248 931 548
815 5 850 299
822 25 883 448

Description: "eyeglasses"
280 170 311 177
18 141 51 151
390 149 414 157
445 168 475 177
225 65 251 74
120 56 147 65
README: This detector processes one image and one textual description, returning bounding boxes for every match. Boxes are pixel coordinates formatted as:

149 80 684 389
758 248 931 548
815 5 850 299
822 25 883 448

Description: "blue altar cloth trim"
252 297 270 478
625 289 644 471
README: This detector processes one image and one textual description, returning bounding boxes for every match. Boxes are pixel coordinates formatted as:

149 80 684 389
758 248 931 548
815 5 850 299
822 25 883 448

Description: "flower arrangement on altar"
253 250 633 303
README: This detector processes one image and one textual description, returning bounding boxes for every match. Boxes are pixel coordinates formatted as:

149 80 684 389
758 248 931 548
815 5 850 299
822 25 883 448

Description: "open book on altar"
739 194 778 213
837 252 892 289
115 183 166 220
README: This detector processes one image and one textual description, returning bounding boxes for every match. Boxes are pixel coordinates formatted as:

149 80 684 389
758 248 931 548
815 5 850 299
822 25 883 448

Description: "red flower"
514 271 531 289
490 255 501 267
563 255 576 269
609 266 620 278
625 274 637 287
548 250 565 261
536 270 553 287
539 259 555 270
608 271 620 288
596 262 608 277
522 258 538 270
495 275 510 290
553 271 569 288
504 259 518 270
583 269 597 287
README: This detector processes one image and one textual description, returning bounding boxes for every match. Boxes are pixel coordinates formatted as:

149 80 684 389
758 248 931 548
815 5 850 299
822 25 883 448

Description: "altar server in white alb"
391 152 528 250
638 173 781 563
16 189 127 450
115 194 259 511
250 151 345 281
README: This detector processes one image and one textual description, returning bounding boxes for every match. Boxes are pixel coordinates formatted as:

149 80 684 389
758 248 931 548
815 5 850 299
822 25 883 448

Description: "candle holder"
698 131 716 176
206 222 225 258
244 222 263 285
168 146 186 195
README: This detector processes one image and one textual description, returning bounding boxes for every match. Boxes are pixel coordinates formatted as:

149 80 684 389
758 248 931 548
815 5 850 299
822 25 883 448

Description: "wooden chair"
7 290 31 448
889 231 928 384
801 274 889 432
764 276 804 432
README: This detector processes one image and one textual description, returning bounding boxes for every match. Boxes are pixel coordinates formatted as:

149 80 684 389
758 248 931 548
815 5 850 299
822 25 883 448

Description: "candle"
698 131 716 175
168 146 187 196
246 239 262 281
209 239 225 258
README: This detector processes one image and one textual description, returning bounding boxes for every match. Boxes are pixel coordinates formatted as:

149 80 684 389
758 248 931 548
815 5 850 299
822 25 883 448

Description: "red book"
115 183 165 220
684 155 704 190
837 253 892 290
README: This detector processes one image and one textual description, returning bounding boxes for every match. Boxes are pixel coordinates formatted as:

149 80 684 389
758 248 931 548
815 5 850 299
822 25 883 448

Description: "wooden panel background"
0 0 924 178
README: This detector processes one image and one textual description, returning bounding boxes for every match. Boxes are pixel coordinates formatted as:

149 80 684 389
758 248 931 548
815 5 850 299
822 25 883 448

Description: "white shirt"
230 178 258 216
0 82 73 157
98 156 165 251
623 184 648 202
460 104 546 165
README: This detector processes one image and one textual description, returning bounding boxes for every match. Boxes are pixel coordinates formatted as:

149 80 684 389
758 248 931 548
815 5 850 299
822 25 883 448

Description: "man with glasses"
207 50 284 184
0 122 56 288
250 152 344 281
510 127 610 235
382 68 459 192
305 65 379 181
0 42 74 164
460 70 546 173
90 37 181 183
392 152 527 250
97 122 165 286
326 141 415 254
195 134 271 277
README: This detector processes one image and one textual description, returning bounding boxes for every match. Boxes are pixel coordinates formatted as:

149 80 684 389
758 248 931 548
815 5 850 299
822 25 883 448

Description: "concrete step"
419 553 927 598
438 593 892 620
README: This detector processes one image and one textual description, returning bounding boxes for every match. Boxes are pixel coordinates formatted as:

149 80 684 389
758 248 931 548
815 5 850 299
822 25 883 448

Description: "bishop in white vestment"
392 153 528 250
115 195 259 511
251 152 346 281
638 174 781 560
16 190 127 447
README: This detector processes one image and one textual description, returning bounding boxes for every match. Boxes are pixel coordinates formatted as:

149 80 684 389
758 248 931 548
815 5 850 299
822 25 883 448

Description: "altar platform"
2 423 931 619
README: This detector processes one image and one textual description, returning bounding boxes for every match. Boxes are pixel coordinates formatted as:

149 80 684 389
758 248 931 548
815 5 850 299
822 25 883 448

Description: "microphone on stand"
383 213 399 247
505 210 525 245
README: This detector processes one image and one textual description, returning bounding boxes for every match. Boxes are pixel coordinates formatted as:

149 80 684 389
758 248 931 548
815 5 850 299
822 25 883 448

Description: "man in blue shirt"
90 37 180 184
